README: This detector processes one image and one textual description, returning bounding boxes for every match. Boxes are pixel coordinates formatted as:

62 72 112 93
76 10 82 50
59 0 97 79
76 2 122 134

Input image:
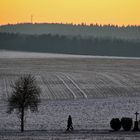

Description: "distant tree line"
0 32 140 57
1 23 140 40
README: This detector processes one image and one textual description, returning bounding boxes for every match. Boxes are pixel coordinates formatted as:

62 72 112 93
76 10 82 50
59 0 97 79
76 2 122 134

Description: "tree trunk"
21 107 24 132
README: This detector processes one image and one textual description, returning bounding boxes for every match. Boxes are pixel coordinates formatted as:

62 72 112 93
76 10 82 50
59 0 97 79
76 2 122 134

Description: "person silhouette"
66 115 74 131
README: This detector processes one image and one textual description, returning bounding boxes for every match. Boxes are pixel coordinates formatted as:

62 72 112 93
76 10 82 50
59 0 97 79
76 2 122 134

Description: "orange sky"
0 0 140 26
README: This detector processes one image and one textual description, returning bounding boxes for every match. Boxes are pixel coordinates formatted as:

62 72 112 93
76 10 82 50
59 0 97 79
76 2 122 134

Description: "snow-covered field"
0 51 140 139
1 50 140 59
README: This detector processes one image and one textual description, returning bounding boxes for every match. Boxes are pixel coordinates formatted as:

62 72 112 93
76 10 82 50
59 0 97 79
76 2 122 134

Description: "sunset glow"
0 0 140 26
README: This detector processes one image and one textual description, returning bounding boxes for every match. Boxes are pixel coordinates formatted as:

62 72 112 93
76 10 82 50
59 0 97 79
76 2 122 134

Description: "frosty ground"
0 51 140 139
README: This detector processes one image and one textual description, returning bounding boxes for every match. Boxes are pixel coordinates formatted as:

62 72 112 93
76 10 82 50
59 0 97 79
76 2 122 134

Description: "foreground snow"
0 129 140 140
0 98 140 140
0 98 139 131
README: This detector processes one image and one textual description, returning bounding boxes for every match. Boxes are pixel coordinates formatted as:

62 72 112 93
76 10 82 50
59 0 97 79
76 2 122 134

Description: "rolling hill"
0 23 140 40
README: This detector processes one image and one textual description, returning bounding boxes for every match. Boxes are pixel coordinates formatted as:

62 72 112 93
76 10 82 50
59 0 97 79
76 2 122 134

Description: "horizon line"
1 22 140 27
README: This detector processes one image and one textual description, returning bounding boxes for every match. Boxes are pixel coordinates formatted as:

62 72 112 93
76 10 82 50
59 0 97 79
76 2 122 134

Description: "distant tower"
31 15 33 23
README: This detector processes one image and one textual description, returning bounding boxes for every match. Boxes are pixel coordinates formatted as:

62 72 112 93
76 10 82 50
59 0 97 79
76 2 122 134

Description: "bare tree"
7 74 41 132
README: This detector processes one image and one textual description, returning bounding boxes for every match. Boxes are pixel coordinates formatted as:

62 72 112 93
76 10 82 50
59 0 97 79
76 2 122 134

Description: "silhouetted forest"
0 32 140 57
0 23 140 40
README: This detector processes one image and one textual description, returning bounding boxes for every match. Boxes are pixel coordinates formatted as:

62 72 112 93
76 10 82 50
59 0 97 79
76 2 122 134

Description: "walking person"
66 115 74 131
